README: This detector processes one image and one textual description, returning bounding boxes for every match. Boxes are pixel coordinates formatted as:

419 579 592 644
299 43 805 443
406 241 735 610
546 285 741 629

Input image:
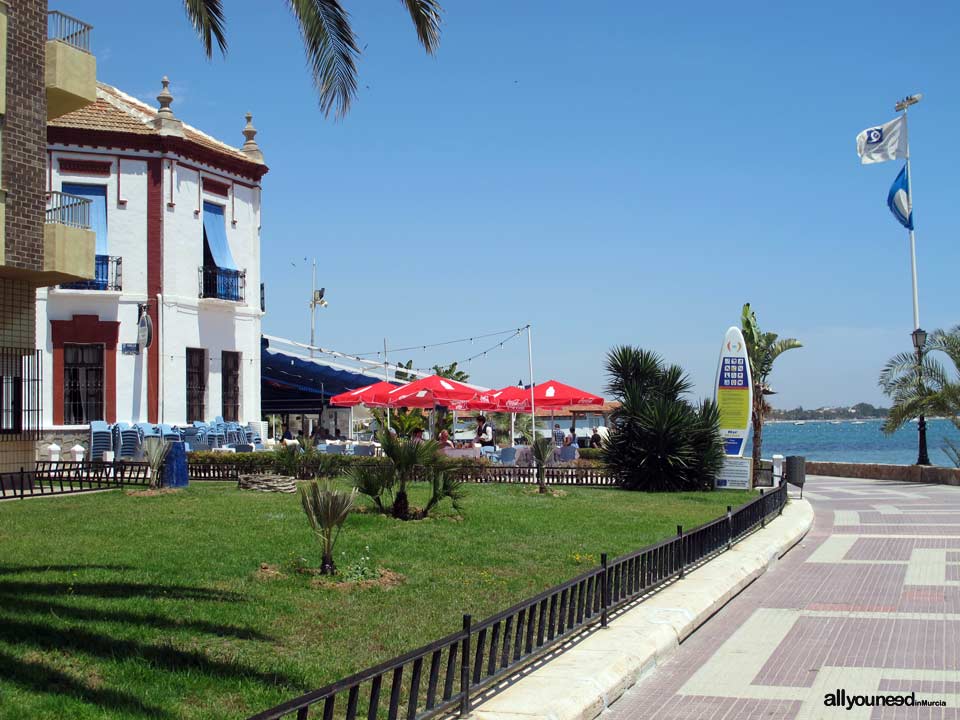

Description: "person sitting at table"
568 427 579 448
410 428 425 444
334 429 343 442
281 425 293 441
562 435 573 448
437 429 453 448
590 428 603 449
474 415 495 448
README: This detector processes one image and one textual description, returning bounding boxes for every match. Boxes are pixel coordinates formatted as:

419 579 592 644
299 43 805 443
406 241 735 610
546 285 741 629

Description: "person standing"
552 423 564 447
590 428 603 449
475 415 495 448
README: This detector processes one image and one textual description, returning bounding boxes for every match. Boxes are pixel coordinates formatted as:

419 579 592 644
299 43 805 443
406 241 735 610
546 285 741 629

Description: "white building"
38 79 268 432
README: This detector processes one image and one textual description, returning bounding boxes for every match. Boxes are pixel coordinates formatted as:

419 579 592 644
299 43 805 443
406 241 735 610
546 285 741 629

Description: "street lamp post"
912 327 930 466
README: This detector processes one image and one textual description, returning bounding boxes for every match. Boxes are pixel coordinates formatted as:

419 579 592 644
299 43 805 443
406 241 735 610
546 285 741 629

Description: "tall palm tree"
182 0 443 118
879 326 960 434
740 303 801 484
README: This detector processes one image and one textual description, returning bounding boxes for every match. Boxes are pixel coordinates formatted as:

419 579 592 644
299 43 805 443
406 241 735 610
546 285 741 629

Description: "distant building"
39 80 268 434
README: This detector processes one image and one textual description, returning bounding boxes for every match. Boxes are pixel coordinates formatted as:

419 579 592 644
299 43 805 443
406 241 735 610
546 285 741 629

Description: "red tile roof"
49 82 262 168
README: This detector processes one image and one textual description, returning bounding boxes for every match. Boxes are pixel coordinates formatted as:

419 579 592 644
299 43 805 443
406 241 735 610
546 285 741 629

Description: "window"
61 183 109 290
64 344 104 424
202 202 242 301
186 348 206 423
0 375 22 434
221 351 240 422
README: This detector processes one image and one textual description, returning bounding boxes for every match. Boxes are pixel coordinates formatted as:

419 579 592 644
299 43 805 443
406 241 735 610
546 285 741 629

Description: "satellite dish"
137 313 154 351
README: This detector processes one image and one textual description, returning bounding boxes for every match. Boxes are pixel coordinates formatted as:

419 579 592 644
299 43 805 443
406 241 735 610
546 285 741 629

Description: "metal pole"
459 614 472 717
310 259 316 357
527 325 536 444
902 106 929 466
383 338 391 430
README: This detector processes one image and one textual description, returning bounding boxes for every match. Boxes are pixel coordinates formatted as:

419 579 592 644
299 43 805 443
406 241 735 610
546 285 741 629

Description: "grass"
0 481 753 719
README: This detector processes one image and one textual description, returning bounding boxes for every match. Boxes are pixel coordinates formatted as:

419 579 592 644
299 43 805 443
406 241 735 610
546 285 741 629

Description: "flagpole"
902 110 920 331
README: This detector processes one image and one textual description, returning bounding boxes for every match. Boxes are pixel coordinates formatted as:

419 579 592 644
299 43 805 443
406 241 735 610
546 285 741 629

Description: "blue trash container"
162 441 189 488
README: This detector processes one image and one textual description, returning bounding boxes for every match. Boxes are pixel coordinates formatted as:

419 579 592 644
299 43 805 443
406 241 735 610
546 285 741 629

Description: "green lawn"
0 481 752 719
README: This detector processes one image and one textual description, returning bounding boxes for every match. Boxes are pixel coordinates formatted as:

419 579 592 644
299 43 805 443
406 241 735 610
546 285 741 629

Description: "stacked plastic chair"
89 421 113 461
113 423 141 459
158 424 181 442
205 422 226 449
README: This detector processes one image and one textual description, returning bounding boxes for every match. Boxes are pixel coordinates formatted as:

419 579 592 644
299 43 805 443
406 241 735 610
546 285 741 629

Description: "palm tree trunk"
751 404 764 487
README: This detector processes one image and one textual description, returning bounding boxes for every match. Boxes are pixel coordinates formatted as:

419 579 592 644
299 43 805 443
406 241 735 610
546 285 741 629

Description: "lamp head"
895 93 923 111
912 327 927 351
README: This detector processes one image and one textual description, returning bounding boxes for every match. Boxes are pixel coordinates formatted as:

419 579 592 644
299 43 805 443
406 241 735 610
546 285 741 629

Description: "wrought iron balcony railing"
199 266 246 302
60 255 122 292
47 11 93 53
45 191 91 230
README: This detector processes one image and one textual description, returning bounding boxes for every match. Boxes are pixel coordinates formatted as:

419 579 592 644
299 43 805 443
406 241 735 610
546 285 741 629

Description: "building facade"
39 81 268 436
0 3 98 470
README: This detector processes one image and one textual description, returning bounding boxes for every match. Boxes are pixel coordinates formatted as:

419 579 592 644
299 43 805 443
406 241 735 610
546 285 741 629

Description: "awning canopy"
261 347 383 414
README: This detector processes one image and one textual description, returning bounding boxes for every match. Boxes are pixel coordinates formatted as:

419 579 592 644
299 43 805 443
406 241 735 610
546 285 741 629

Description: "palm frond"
287 0 360 118
399 0 443 54
183 0 227 57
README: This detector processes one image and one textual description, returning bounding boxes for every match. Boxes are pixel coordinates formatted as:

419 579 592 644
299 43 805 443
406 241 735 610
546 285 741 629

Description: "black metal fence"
247 481 789 720
199 266 246 302
61 255 122 291
0 348 42 441
0 461 151 500
188 462 240 482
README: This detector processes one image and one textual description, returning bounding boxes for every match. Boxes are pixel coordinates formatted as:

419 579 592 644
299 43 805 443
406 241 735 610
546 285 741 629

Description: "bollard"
459 614 472 718
600 553 609 628
70 444 85 462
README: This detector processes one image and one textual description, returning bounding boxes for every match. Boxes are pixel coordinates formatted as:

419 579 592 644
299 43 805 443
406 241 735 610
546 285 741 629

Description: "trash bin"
162 441 189 488
785 455 805 490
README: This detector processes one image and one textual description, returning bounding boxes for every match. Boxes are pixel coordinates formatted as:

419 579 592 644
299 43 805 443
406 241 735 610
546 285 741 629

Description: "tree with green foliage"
740 303 801 485
879 325 960 436
531 436 555 494
181 0 442 118
432 361 469 382
603 346 724 491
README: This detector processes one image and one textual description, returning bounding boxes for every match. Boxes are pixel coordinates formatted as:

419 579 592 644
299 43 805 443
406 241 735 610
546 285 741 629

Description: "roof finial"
157 76 174 118
154 76 184 136
241 112 264 163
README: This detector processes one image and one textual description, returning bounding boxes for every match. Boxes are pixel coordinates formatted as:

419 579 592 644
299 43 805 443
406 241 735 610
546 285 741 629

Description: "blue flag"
887 165 913 230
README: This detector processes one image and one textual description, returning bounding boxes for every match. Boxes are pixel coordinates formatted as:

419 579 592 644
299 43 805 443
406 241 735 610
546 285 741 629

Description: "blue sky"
62 0 959 408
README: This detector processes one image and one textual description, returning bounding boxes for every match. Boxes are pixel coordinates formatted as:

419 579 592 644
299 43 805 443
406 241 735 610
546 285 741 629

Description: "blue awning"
62 183 107 254
261 347 385 413
202 202 237 270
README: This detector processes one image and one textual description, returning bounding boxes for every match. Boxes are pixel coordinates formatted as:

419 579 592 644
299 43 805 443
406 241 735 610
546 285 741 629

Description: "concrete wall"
806 461 960 487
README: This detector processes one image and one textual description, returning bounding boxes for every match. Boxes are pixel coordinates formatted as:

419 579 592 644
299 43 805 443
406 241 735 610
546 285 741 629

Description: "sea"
748 418 960 466
456 417 960 467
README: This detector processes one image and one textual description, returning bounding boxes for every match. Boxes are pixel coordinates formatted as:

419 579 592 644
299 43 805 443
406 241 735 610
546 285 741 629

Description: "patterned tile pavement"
603 476 960 719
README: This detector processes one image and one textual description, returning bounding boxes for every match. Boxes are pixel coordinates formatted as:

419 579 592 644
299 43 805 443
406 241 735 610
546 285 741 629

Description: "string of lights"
351 326 527 358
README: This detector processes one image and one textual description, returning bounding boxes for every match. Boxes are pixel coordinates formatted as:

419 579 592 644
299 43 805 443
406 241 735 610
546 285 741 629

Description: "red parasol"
370 374 480 409
533 379 604 408
329 381 398 408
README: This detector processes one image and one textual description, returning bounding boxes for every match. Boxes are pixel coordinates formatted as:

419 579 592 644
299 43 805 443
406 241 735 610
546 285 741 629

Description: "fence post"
600 553 609 628
459 614 472 718
726 505 733 550
19 467 25 499
779 482 785 514
677 525 685 579
760 489 766 528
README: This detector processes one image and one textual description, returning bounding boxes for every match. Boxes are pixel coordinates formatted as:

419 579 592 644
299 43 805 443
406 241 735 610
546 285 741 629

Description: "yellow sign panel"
717 388 750 429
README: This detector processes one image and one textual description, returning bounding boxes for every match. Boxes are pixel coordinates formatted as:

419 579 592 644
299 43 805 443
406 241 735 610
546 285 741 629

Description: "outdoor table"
442 447 482 459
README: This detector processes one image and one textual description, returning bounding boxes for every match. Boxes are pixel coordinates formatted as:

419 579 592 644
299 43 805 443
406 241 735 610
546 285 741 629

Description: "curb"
471 497 814 720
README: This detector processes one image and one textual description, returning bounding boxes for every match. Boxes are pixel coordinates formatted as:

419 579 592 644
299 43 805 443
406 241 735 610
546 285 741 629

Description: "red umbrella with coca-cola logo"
329 381 399 408
370 374 481 409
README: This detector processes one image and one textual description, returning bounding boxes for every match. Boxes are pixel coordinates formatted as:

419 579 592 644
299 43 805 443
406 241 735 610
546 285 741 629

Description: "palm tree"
299 481 357 574
432 362 469 382
378 431 440 518
182 0 443 118
603 346 724 491
531 436 555 494
740 304 801 485
879 325 960 435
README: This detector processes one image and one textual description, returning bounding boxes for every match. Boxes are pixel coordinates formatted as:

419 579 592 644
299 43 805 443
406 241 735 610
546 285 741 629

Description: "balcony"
46 11 96 120
199 266 246 303
43 191 96 284
60 255 122 292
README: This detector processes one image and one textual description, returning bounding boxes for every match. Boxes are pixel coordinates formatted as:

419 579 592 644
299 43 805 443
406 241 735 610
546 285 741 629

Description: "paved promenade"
604 476 960 719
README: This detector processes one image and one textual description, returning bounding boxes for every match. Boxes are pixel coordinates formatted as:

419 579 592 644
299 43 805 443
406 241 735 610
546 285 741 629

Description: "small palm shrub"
531 437 555 494
603 346 724 491
142 437 170 489
299 481 357 575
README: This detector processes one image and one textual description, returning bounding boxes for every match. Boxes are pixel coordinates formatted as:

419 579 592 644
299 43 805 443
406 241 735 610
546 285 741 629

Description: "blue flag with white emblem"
887 165 913 230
